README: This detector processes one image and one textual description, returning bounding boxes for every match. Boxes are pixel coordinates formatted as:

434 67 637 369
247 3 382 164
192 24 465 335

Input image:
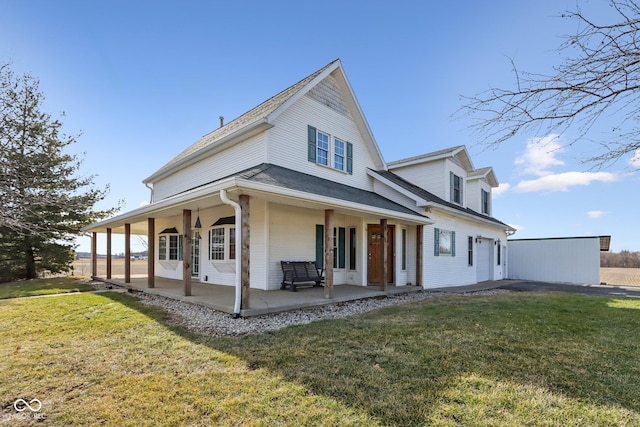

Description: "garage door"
477 239 492 282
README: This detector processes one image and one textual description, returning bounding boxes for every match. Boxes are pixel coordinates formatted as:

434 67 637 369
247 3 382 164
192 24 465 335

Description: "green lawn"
1 290 639 426
0 277 94 299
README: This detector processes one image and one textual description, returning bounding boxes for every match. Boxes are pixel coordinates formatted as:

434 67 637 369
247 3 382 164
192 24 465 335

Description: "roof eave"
388 146 469 170
267 60 387 171
82 177 241 233
237 178 431 225
367 169 428 207
426 202 515 232
143 120 273 185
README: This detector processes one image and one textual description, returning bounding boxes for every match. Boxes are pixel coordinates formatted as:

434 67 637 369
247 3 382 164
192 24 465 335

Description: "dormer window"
481 189 490 214
450 172 463 205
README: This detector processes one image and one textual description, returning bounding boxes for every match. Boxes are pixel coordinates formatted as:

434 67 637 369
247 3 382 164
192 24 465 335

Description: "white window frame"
159 235 167 261
434 228 456 257
481 189 490 214
452 174 463 204
316 130 330 166
208 226 236 261
158 233 182 261
315 129 348 173
334 138 345 171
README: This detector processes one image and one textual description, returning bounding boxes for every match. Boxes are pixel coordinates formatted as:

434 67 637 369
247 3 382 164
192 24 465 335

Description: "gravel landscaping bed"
91 281 508 336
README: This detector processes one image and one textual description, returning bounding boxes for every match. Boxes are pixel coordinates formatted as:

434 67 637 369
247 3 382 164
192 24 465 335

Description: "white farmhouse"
83 59 515 314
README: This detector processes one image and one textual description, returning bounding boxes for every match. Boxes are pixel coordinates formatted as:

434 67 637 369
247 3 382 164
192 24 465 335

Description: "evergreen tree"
0 63 117 281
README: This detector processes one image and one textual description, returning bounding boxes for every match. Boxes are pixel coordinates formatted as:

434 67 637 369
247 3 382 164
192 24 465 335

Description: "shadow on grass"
107 290 640 426
0 277 95 299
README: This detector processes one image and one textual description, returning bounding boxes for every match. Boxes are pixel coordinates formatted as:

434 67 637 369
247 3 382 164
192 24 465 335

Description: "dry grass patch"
2 289 640 426
215 292 640 426
0 277 94 299
0 293 375 426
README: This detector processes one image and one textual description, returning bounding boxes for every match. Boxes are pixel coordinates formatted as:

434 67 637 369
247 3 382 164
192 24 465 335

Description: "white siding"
267 204 352 290
396 226 417 286
152 132 267 201
466 179 481 213
422 211 506 288
389 160 446 200
248 198 268 290
467 178 493 215
154 216 184 281
476 238 493 281
371 178 424 215
446 159 468 208
508 238 601 284
268 94 378 191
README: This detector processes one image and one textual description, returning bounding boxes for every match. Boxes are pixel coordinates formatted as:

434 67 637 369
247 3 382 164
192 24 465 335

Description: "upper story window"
316 131 330 166
450 172 463 205
334 139 345 171
481 189 490 215
307 125 353 174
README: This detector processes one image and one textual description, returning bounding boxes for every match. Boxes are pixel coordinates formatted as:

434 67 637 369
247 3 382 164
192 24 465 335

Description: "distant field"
601 267 640 287
72 259 148 277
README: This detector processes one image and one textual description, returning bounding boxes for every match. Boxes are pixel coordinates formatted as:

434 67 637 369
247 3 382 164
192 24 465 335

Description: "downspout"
145 182 154 203
220 189 242 318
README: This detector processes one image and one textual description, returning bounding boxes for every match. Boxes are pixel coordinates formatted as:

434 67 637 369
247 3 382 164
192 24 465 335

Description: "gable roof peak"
388 145 474 171
468 166 499 187
144 59 343 184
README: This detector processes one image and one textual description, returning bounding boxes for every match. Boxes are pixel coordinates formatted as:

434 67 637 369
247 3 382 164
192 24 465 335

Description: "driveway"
498 281 640 298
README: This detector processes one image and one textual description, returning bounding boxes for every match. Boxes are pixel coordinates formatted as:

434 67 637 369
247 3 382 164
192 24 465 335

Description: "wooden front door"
367 224 394 285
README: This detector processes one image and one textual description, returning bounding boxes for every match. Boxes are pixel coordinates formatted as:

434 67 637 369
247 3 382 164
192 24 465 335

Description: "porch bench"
280 261 325 292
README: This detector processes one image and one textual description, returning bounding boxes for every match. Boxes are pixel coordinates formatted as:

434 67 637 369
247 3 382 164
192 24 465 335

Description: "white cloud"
493 183 511 198
508 223 525 232
515 134 565 176
514 171 618 193
630 149 640 168
587 210 607 219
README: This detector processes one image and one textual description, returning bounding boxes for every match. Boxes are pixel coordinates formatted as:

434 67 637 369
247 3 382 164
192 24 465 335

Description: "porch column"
324 209 334 298
240 195 250 309
147 218 155 288
381 218 388 291
106 228 112 280
183 209 192 296
91 232 97 278
416 224 423 288
124 223 131 283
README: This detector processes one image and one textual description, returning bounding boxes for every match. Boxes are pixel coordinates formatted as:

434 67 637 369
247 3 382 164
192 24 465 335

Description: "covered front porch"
82 164 431 317
95 275 424 317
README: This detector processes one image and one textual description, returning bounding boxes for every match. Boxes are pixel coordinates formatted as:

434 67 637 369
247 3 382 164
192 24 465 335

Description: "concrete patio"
94 275 432 317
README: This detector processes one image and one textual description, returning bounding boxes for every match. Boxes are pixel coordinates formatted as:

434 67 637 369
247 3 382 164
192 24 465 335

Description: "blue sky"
1 0 637 252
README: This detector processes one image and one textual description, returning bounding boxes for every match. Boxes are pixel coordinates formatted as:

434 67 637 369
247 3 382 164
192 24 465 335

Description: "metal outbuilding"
507 236 611 285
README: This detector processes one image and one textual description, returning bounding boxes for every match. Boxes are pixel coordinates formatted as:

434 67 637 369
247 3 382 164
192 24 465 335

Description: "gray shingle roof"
387 145 466 167
371 169 511 227
174 163 427 219
151 60 339 177
237 164 426 218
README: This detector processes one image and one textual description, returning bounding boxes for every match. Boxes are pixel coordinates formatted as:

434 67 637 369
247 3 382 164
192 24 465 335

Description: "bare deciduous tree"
458 0 640 168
